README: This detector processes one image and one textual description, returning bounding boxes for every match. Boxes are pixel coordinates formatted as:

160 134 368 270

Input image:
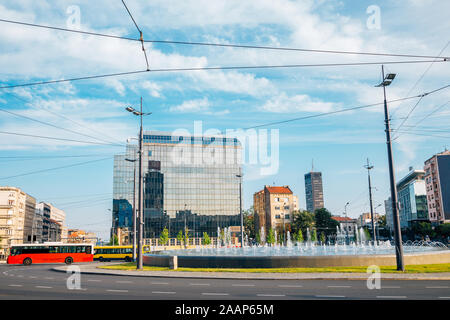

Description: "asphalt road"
1 263 449 300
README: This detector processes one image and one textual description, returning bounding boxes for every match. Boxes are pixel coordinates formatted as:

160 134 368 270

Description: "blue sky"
0 0 449 240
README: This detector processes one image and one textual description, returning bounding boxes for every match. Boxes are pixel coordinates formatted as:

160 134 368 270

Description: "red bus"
7 243 94 265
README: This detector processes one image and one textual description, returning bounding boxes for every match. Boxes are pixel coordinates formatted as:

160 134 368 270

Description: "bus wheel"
23 258 32 266
65 257 73 265
99 257 104 262
125 256 131 262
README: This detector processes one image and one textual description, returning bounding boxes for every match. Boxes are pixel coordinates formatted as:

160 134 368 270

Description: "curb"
51 265 450 281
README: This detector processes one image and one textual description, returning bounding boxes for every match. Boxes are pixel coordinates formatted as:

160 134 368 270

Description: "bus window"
76 246 85 253
49 246 58 254
86 246 92 254
10 247 23 256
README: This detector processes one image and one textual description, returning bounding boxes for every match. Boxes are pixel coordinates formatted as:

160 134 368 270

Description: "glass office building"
112 131 242 239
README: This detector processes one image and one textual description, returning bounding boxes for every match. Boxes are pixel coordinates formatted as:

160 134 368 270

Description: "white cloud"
169 97 210 113
141 81 162 98
261 92 337 113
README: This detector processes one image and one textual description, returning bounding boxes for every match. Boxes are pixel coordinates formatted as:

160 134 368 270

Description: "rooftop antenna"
311 159 314 172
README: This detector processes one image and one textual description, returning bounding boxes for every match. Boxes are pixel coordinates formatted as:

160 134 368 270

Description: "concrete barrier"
143 250 450 268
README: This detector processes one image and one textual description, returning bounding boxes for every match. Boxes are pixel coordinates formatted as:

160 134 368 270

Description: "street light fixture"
375 66 404 271
124 97 151 270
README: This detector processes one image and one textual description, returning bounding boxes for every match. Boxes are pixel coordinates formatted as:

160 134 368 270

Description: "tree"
411 221 433 239
159 227 169 247
255 231 261 245
294 229 304 243
184 227 189 247
363 227 372 241
243 206 256 239
203 232 211 245
291 210 315 236
436 223 450 239
177 230 184 246
320 232 326 244
314 208 339 237
109 234 119 246
266 228 275 246
311 228 318 242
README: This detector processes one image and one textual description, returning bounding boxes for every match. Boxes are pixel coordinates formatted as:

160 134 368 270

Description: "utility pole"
376 65 404 271
125 158 137 261
138 97 144 270
125 97 151 270
364 158 377 245
237 173 244 248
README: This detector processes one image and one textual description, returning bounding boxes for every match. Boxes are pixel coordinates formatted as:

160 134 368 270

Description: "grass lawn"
98 262 450 273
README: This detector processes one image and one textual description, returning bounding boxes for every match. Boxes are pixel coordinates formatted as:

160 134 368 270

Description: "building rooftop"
264 186 293 194
332 216 355 222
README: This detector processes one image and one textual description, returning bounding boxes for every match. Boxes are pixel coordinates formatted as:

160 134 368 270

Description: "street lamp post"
344 202 350 244
364 158 377 245
376 65 404 271
125 158 137 261
236 173 244 248
125 97 151 270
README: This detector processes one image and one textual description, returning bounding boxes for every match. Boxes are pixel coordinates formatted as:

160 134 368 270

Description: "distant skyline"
0 0 449 239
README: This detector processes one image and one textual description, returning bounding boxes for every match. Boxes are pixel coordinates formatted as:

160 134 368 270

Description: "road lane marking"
257 294 285 297
376 296 407 299
116 280 133 283
381 286 401 289
87 279 102 282
202 293 229 296
44 277 54 280
315 295 346 298
151 282 169 285
152 291 176 294
190 283 210 286
426 286 449 289
327 285 351 288
278 285 303 288
8 284 23 287
35 286 52 289
106 289 129 293
232 284 255 287
439 297 450 299
29 276 37 279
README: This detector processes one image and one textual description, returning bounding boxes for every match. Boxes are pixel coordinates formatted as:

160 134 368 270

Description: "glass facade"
113 131 242 239
305 172 324 213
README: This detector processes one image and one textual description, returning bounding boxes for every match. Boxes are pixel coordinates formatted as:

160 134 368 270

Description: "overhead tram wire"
0 60 448 90
0 157 112 180
1 18 449 60
120 0 150 71
239 84 450 130
0 106 127 146
4 91 126 146
390 40 450 119
0 154 117 162
0 131 126 147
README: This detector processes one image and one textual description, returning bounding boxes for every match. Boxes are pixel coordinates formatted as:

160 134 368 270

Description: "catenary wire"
1 60 448 90
0 157 112 180
1 18 449 60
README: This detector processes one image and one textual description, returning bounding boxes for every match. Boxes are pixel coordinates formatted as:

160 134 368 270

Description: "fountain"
144 228 450 268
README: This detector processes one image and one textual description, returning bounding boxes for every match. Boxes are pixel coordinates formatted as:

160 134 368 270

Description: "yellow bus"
94 246 133 262
94 245 152 262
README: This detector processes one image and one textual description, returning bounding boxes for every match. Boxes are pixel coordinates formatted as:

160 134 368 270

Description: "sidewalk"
52 264 450 280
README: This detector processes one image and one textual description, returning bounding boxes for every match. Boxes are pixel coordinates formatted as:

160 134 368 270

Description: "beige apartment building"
424 150 450 225
253 186 298 234
0 186 36 258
